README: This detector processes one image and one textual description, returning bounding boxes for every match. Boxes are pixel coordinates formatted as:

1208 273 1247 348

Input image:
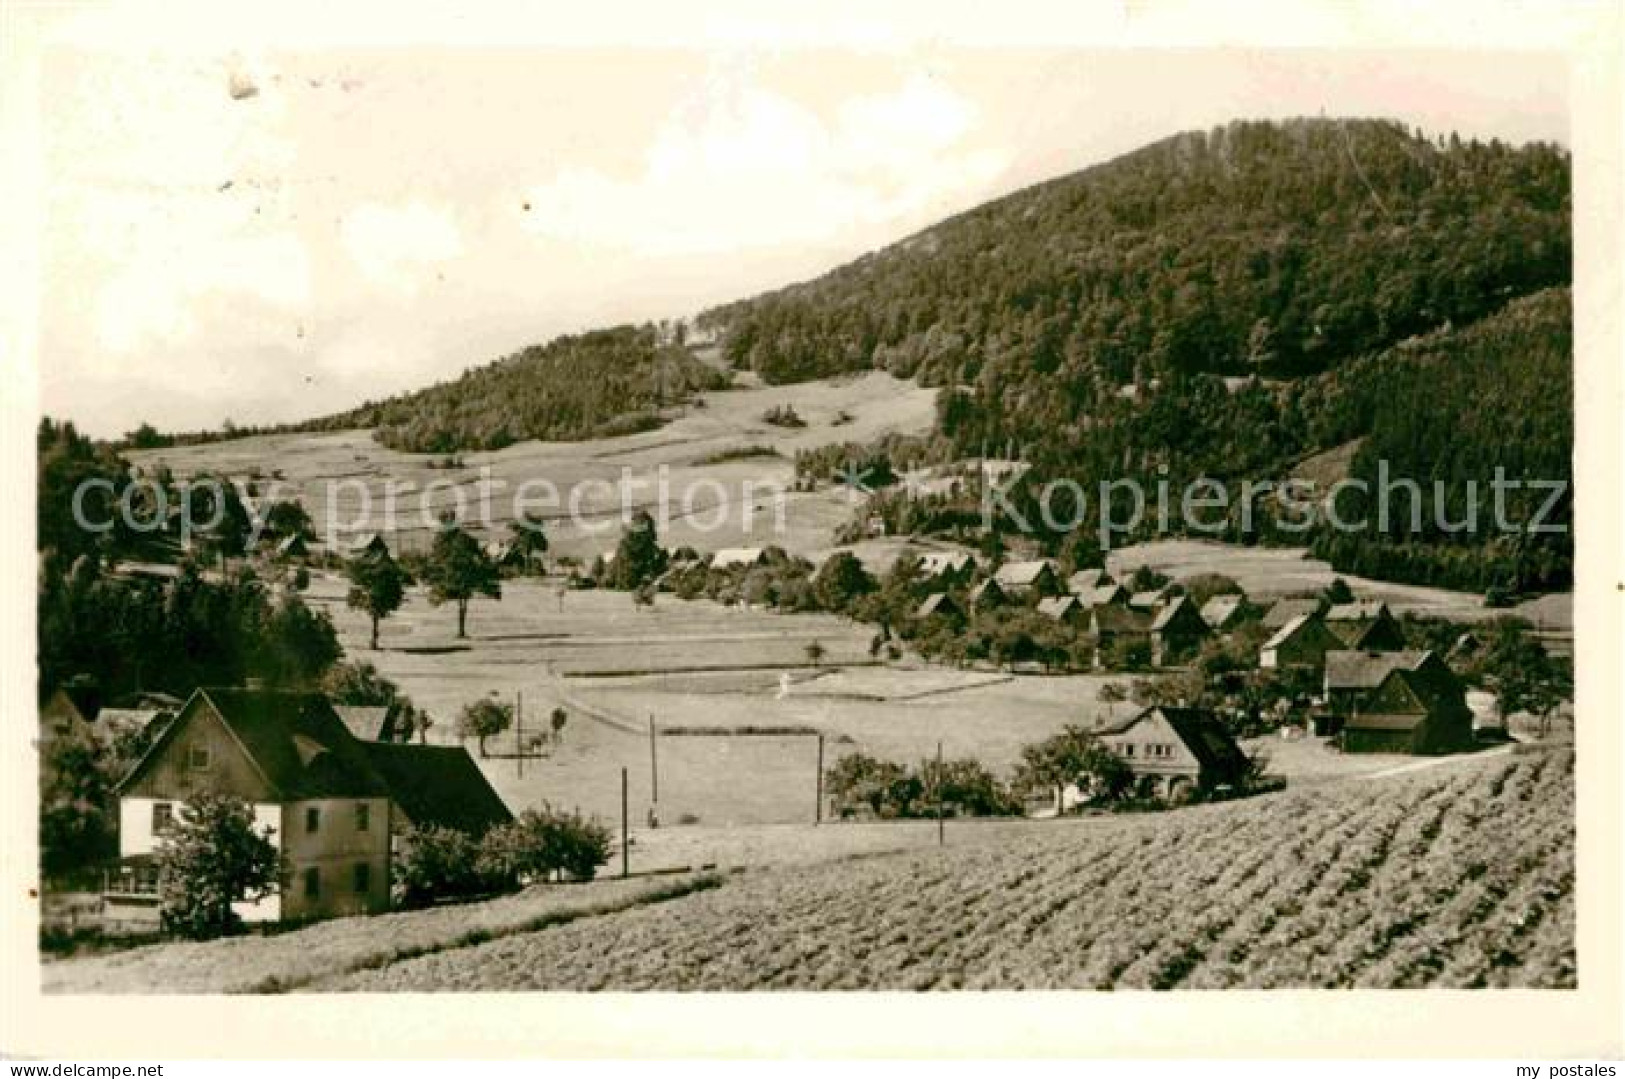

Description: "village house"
1149 595 1211 667
1325 601 1408 651
107 688 510 929
1199 594 1247 633
1081 582 1127 609
968 578 1007 612
1095 706 1250 800
1260 597 1324 632
1336 657 1476 754
39 683 102 754
1065 567 1111 596
1323 650 1444 715
915 550 976 586
1127 588 1168 612
1090 604 1151 668
914 592 964 626
1035 594 1089 627
1259 613 1345 673
992 559 1061 597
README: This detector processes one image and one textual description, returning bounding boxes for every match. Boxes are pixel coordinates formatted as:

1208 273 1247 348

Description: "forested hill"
697 118 1569 407
304 325 730 453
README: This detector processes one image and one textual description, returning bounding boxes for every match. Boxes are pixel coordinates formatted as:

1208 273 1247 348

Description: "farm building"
968 578 1007 611
914 592 964 625
1323 650 1445 715
1090 604 1151 667
1150 595 1211 666
1096 706 1250 799
993 559 1061 596
1128 589 1168 612
1325 601 1407 651
1261 597 1324 631
108 688 510 928
1259 613 1345 673
1081 582 1126 609
915 550 976 585
39 683 101 752
711 547 769 570
1199 594 1247 632
1338 660 1475 754
1036 594 1089 627
1065 567 1111 595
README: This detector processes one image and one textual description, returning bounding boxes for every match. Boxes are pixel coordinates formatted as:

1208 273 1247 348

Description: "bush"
475 806 614 889
396 826 490 907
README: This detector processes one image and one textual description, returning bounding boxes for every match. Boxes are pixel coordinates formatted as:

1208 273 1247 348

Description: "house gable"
118 696 277 803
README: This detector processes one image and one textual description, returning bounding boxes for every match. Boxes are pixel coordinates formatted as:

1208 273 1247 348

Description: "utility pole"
815 733 825 825
649 714 659 807
620 767 629 879
936 740 945 848
516 690 524 778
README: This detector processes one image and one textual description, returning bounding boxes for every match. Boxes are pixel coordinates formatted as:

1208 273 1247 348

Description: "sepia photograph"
3 0 1621 1063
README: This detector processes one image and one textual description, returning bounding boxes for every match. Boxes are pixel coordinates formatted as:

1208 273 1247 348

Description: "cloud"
340 201 464 294
518 67 1008 255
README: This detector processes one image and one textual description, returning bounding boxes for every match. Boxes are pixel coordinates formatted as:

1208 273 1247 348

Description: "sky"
36 44 1569 437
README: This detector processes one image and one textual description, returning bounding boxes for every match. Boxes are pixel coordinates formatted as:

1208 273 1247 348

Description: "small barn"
1199 594 1247 633
1150 595 1211 667
1259 614 1345 673
1326 601 1407 651
914 592 964 626
1260 597 1324 631
1036 594 1089 627
1340 662 1475 754
993 559 1061 597
1065 568 1111 596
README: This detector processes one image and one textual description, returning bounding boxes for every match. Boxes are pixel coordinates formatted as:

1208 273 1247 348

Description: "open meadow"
126 371 937 564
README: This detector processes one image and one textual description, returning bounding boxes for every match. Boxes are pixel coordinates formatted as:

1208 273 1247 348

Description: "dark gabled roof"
1066 568 1108 594
1150 595 1206 633
1036 595 1083 620
1099 706 1249 777
361 743 513 836
916 592 961 619
118 689 392 799
1261 612 1341 653
1261 597 1322 629
1324 650 1431 690
1092 604 1151 634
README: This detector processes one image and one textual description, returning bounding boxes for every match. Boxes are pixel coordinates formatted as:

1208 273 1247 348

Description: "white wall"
119 797 283 923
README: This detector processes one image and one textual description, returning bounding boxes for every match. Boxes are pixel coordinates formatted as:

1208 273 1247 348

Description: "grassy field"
303 568 1424 831
301 746 1574 991
44 747 1567 992
42 872 721 994
126 370 937 564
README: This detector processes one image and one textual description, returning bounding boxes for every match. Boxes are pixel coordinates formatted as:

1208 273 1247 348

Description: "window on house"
306 807 320 834
353 862 371 894
355 803 370 832
152 802 174 834
1122 744 1134 757
187 745 211 770
303 867 320 898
